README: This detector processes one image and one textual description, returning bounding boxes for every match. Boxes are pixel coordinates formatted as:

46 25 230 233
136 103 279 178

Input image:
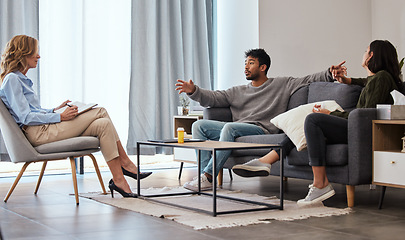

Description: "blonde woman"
0 35 151 198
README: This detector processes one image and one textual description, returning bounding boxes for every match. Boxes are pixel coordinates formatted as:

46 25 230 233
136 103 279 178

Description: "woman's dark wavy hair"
367 40 402 90
245 48 271 75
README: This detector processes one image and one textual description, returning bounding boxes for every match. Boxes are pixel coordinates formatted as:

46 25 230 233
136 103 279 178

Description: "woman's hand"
312 104 331 115
54 100 71 111
60 105 78 121
330 61 351 84
175 79 196 94
335 75 352 85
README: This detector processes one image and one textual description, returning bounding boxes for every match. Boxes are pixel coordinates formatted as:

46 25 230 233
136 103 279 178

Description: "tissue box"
377 104 405 120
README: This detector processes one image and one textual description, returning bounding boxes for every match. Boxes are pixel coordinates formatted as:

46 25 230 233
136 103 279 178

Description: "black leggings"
304 113 348 166
274 136 295 158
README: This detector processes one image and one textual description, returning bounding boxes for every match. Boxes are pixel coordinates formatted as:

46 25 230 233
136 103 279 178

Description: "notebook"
147 138 205 143
55 101 98 115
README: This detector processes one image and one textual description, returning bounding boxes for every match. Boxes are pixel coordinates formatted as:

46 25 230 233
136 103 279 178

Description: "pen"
66 103 73 107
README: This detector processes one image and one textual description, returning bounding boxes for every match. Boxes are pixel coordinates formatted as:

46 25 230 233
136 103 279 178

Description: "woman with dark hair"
0 35 152 198
232 40 402 205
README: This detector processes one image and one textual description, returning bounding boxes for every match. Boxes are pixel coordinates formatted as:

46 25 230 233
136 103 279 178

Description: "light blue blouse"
0 71 60 127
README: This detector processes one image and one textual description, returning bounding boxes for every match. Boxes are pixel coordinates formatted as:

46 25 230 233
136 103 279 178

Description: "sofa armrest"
203 107 232 122
347 108 377 185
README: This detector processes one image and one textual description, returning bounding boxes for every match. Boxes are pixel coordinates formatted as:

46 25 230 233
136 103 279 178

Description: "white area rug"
81 187 351 230
0 154 178 177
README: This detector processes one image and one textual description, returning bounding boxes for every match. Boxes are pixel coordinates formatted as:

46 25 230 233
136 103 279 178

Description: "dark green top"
330 70 398 119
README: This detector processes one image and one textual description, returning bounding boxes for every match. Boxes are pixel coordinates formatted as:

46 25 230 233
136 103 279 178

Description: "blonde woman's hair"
0 35 38 82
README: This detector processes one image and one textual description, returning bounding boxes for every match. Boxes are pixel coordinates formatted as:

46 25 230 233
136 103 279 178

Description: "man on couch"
175 48 341 191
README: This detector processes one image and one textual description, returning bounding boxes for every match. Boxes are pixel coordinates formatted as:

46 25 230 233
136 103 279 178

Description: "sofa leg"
346 185 355 208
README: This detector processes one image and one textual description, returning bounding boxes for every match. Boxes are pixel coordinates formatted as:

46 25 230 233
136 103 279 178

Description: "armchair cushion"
35 136 100 154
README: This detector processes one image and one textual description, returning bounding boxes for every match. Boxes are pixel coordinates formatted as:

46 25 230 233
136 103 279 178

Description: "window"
39 0 131 144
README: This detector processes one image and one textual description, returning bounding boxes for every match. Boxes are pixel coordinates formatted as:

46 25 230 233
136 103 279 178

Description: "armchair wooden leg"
346 185 355 208
34 161 48 194
4 162 31 202
218 169 223 187
87 154 107 194
70 157 79 205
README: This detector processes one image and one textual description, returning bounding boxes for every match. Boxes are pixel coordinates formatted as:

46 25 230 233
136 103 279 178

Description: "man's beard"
246 71 259 80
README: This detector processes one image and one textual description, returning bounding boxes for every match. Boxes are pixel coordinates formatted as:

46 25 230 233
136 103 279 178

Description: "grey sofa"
203 81 375 207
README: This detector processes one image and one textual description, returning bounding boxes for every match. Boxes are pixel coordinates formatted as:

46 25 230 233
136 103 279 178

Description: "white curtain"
0 0 39 161
39 0 131 145
127 0 214 154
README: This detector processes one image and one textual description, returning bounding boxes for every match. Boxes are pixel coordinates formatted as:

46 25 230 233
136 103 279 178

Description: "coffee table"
136 140 284 216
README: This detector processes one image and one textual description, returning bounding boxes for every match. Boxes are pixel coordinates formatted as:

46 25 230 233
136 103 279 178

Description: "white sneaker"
232 158 271 177
183 174 212 191
297 184 335 206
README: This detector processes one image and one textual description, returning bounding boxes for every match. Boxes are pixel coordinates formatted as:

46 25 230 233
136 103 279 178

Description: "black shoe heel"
121 167 152 180
109 185 114 198
108 179 137 198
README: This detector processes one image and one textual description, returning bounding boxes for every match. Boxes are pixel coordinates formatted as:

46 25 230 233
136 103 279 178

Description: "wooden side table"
173 115 203 139
372 120 405 209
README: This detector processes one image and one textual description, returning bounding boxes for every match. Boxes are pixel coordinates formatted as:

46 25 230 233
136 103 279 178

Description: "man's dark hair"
245 48 271 75
368 40 402 90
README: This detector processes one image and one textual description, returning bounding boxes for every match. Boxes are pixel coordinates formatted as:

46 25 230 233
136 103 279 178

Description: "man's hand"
54 100 71 111
60 105 78 121
312 104 331 115
175 79 196 94
330 61 351 84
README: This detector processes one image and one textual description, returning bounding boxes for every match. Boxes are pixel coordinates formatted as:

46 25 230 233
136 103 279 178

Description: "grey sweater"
189 70 334 134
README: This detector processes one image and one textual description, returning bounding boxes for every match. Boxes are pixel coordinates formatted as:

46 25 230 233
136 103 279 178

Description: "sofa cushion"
287 144 348 166
287 85 309 110
232 133 287 156
203 107 233 122
307 82 362 111
271 100 343 151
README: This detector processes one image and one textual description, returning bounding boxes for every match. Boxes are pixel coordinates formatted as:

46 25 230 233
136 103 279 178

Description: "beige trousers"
24 107 120 162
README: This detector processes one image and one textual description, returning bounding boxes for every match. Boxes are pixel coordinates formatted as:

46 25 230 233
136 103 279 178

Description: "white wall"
259 0 372 79
371 0 405 61
216 0 259 90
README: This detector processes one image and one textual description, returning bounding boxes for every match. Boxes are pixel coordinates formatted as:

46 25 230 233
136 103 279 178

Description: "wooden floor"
1 165 405 240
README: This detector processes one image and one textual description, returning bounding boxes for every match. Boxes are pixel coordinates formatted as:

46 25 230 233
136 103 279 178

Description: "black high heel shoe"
108 179 137 198
121 167 152 180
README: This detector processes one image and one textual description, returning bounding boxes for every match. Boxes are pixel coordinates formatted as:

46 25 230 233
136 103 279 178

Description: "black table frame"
136 140 284 216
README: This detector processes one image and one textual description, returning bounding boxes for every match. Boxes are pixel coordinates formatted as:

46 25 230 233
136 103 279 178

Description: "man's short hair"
245 48 271 75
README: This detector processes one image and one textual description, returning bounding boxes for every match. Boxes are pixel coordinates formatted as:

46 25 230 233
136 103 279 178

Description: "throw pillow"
270 100 344 151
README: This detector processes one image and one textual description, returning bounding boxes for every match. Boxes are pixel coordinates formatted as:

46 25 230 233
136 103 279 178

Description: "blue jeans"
192 120 265 176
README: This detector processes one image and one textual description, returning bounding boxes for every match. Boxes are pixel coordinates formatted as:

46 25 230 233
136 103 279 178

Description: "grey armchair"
0 100 106 205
